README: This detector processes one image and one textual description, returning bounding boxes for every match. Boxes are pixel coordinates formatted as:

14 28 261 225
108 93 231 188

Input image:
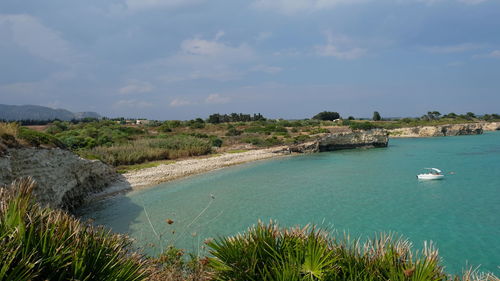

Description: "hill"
0 104 101 121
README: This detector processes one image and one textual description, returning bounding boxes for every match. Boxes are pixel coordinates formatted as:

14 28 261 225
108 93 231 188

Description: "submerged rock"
0 147 118 210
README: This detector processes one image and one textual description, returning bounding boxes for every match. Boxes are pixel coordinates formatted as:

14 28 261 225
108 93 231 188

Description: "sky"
0 0 499 120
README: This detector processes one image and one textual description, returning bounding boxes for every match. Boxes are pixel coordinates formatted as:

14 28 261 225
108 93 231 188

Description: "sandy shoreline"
94 146 289 198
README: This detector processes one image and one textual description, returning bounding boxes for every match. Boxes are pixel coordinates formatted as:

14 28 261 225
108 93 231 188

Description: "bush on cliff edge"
0 178 148 281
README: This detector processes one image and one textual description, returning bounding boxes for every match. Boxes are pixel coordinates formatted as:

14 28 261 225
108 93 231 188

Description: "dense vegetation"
207 113 266 123
313 111 341 121
0 178 148 281
0 123 65 152
1 179 498 280
2 110 500 169
209 222 447 281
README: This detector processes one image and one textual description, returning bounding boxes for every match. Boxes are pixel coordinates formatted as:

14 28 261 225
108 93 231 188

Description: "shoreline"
91 124 500 200
92 146 290 199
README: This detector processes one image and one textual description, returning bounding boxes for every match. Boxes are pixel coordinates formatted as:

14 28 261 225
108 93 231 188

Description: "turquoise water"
80 132 500 275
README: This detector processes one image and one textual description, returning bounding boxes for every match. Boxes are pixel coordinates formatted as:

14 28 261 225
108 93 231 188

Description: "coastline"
94 146 290 198
92 122 500 200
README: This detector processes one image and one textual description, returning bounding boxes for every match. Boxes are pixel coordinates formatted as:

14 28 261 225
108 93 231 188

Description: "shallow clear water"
80 132 500 275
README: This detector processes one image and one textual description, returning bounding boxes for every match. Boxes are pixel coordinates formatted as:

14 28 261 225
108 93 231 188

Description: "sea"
79 131 500 275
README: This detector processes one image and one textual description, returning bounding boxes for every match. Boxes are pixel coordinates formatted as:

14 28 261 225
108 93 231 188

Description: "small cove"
79 132 500 275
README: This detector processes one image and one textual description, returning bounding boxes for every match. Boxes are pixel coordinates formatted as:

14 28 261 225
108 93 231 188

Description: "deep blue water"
80 132 500 275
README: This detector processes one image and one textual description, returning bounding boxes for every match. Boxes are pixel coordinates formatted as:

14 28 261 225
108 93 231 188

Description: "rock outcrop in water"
287 129 389 153
0 147 118 210
388 123 488 138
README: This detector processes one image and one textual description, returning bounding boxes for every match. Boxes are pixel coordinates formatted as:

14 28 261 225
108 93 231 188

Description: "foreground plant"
0 177 148 281
207 221 499 281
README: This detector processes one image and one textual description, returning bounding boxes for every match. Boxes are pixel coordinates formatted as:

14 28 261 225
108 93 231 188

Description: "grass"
207 221 500 281
226 149 249 154
0 177 149 280
79 135 212 166
0 122 19 137
116 160 177 173
0 122 65 149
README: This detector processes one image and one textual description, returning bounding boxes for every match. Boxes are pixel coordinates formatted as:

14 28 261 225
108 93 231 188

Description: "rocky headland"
287 129 389 153
388 122 499 138
0 147 118 210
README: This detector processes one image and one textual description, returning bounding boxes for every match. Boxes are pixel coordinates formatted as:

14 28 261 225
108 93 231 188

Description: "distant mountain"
73 111 101 120
0 104 101 121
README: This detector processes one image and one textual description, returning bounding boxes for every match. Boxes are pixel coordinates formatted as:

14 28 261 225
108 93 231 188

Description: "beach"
97 146 289 197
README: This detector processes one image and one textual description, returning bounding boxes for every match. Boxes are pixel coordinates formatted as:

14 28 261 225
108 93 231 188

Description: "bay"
80 132 500 275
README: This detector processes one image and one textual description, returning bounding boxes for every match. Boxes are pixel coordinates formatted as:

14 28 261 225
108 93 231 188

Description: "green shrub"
244 124 288 135
308 127 330 134
0 178 148 281
312 111 340 121
293 135 312 144
241 136 283 147
17 127 65 148
80 135 212 166
225 127 242 136
53 121 144 150
349 122 378 130
207 221 448 281
210 137 223 147
241 137 264 146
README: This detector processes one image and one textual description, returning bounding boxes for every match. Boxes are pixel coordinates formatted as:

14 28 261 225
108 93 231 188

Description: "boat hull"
417 174 444 180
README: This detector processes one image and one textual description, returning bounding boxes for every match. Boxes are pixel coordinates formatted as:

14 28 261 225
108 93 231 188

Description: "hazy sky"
1 0 499 120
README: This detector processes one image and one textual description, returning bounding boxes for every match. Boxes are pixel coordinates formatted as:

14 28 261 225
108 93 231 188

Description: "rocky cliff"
287 129 389 153
388 123 489 138
0 147 118 210
482 122 500 131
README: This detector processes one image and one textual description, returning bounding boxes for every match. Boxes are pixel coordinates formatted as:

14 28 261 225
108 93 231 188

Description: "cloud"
150 32 257 82
417 0 489 5
256 32 273 42
250 65 283 74
205 94 230 104
252 0 367 14
113 99 153 109
459 0 489 3
178 37 255 60
169 98 193 107
314 33 367 60
422 43 485 53
0 14 78 65
273 49 301 57
124 0 204 11
119 81 153 94
474 50 500 59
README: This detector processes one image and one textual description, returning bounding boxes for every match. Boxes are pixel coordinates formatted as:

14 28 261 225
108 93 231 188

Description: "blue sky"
1 0 499 120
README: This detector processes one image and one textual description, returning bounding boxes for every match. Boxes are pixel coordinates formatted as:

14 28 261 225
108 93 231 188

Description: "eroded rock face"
0 147 118 210
389 123 486 138
318 129 389 151
286 129 389 153
482 122 500 131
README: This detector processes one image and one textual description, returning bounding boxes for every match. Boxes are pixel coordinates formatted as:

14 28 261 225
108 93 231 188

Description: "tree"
207 113 222 124
466 112 476 118
372 111 381 121
442 112 457 119
347 116 355 120
312 111 340 121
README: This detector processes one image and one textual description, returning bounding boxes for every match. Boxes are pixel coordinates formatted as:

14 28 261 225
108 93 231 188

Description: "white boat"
417 168 444 180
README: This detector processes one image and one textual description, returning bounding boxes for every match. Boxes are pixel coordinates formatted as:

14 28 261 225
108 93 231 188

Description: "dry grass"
0 122 19 137
80 136 213 166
